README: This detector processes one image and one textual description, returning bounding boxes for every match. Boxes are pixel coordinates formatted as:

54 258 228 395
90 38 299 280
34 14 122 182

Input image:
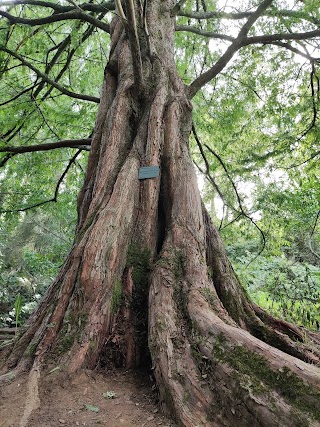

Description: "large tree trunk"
1 1 320 426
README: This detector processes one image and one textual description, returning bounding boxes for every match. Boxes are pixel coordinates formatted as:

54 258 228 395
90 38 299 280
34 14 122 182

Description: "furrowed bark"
148 95 320 427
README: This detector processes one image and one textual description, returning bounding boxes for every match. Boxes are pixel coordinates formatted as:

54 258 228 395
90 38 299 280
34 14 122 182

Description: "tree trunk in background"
1 1 320 426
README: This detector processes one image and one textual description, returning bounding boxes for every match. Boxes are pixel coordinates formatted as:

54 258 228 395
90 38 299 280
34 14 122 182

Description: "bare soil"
0 368 177 427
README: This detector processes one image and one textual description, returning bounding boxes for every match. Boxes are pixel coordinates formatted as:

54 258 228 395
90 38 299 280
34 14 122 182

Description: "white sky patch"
196 170 206 193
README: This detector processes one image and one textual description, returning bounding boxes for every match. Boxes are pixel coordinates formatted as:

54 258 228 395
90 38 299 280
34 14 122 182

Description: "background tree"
1 1 320 426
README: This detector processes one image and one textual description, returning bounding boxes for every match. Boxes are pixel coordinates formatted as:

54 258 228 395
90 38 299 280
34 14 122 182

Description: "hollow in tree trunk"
1 2 320 426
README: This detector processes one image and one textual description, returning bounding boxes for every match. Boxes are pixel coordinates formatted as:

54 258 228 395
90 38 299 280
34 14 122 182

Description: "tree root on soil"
19 360 41 427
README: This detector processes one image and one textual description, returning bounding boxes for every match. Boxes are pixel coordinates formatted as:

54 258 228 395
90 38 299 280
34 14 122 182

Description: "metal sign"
138 166 160 180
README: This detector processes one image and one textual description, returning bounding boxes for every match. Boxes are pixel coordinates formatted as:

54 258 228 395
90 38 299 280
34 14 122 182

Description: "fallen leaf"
84 404 100 412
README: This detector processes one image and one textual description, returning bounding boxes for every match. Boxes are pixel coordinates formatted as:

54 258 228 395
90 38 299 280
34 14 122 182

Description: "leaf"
84 404 100 412
14 293 23 329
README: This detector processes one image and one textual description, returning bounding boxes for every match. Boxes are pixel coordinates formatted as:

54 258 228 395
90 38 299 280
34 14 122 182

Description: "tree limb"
310 210 320 239
0 153 15 168
287 150 320 169
307 210 320 260
0 0 115 14
175 25 235 42
177 26 320 62
177 8 320 28
0 150 82 213
0 47 100 103
0 139 92 154
125 0 143 92
192 123 229 205
34 35 73 98
192 123 266 258
0 9 111 33
37 23 97 100
31 96 60 139
0 82 39 106
267 41 320 61
187 0 274 98
242 29 320 46
203 142 266 260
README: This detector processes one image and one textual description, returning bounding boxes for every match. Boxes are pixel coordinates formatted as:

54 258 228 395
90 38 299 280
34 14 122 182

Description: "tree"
1 0 320 426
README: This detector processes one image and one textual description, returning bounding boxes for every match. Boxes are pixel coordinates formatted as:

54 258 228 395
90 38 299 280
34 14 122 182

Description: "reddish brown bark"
1 2 320 426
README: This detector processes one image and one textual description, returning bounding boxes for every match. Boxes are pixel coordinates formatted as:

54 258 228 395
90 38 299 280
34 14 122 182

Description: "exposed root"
0 359 30 385
19 359 41 427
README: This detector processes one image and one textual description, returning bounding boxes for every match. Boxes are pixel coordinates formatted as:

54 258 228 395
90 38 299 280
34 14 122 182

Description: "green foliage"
0 1 110 326
226 239 320 330
14 293 22 329
0 209 75 326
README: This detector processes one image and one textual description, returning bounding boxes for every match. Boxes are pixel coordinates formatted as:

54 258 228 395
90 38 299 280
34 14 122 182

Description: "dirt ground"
0 368 177 427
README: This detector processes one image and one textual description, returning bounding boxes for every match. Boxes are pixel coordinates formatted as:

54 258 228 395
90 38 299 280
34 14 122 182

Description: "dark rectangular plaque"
138 166 160 180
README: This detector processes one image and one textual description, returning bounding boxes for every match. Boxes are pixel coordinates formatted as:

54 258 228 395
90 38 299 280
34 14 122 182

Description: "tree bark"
1 1 320 426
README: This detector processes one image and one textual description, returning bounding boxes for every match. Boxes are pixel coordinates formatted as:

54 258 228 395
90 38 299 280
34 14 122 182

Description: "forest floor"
0 367 177 427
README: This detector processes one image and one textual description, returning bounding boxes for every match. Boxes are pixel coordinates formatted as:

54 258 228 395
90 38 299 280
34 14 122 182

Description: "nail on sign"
138 166 160 180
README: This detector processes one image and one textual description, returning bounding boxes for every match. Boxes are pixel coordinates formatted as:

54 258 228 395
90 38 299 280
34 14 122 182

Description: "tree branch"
0 0 115 14
177 8 320 27
175 25 235 42
192 122 266 257
0 9 111 33
125 0 143 92
267 41 320 61
33 34 73 99
0 82 39 106
32 96 60 139
0 139 92 154
192 124 229 205
178 10 252 20
0 47 100 103
310 210 320 239
37 23 97 100
0 153 15 168
242 29 320 46
187 0 274 98
287 150 320 169
308 211 320 260
0 150 82 213
203 142 266 262
176 26 320 62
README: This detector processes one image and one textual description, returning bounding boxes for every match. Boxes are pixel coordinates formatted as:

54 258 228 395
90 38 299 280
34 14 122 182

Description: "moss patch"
127 244 151 315
214 340 320 421
200 287 219 310
54 331 75 355
25 342 37 357
126 244 152 365
219 288 246 325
